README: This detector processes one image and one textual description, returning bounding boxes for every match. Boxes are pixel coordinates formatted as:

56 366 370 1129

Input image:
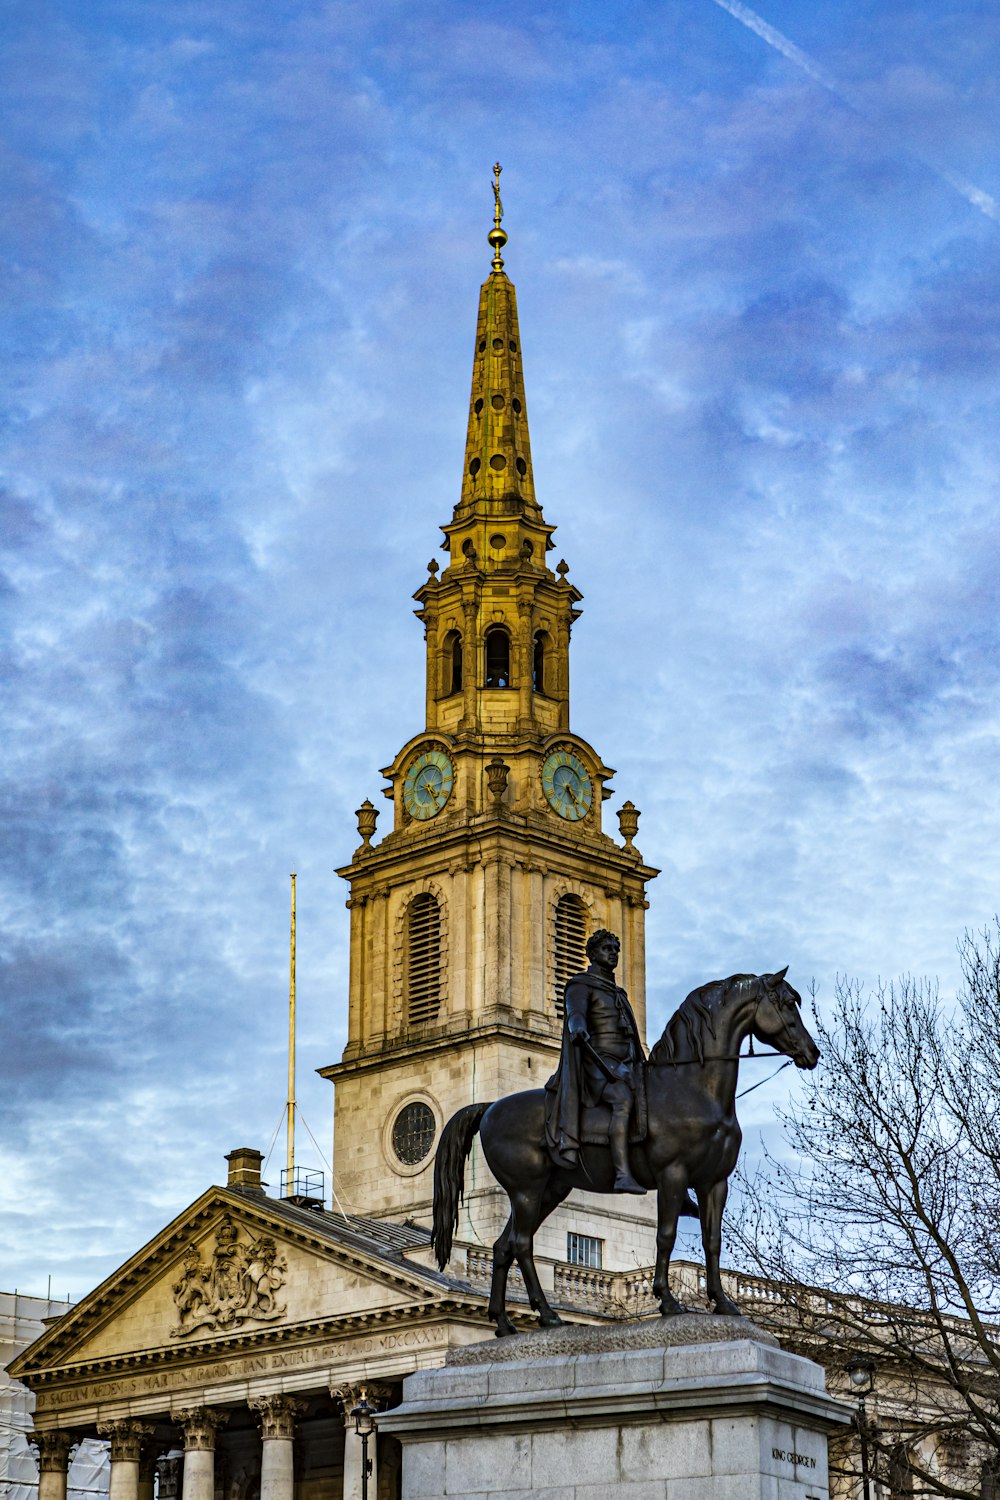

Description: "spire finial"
488 161 507 272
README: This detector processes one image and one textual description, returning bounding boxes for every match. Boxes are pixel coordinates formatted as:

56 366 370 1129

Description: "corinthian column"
332 1385 391 1500
98 1420 155 1500
249 1395 306 1500
175 1407 227 1500
31 1430 76 1500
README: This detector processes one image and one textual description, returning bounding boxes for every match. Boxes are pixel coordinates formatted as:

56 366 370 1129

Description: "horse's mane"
648 974 760 1066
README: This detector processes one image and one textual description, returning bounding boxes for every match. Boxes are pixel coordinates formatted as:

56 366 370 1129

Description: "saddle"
580 1103 646 1147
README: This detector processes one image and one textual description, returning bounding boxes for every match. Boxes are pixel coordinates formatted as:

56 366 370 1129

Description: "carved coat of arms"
171 1215 287 1337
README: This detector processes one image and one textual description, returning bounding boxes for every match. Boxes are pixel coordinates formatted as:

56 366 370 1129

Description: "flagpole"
287 872 296 1191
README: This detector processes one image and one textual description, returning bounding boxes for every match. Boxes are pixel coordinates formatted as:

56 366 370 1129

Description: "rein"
652 1050 795 1099
737 1059 793 1098
659 1050 785 1064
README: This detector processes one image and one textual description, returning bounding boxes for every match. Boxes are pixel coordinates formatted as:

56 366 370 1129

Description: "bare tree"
731 923 1000 1500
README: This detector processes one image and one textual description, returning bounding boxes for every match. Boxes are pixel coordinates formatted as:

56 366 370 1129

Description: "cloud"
709 0 1000 221
2 0 999 1294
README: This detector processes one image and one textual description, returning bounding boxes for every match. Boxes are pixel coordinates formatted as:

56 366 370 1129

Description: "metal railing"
280 1167 325 1203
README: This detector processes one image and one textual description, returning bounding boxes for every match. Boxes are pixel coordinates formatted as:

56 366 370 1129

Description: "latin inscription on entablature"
35 1323 451 1410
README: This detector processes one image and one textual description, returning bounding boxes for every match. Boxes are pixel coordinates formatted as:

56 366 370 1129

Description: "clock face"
541 749 593 821
402 748 455 821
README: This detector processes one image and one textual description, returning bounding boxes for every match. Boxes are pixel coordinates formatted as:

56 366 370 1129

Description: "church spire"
458 163 539 517
416 170 581 744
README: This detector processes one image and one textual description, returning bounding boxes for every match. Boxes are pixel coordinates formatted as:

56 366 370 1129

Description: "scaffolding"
0 1291 109 1500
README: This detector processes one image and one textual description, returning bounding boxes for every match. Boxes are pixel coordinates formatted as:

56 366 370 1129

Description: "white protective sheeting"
0 1292 110 1500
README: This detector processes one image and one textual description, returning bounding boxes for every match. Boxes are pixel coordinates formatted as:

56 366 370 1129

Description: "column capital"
248 1394 306 1440
175 1407 227 1451
31 1430 77 1472
330 1382 393 1427
97 1419 155 1464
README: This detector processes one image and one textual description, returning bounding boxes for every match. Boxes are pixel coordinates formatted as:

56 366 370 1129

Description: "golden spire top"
488 161 507 272
457 165 538 516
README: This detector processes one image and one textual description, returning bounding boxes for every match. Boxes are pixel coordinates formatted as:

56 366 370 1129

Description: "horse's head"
751 967 820 1070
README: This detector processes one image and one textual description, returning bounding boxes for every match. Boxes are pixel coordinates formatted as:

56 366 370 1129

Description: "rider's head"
587 929 620 965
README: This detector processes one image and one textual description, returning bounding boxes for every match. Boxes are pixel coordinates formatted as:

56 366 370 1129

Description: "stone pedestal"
379 1316 850 1500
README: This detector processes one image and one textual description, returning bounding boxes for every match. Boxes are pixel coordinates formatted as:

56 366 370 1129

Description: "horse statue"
433 967 819 1336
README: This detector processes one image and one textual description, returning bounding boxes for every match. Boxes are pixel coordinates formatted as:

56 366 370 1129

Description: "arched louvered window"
484 627 511 688
533 631 546 693
442 630 462 695
406 894 442 1025
553 895 588 1017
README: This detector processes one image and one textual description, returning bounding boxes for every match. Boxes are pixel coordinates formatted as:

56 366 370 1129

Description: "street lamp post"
351 1392 376 1500
848 1356 875 1500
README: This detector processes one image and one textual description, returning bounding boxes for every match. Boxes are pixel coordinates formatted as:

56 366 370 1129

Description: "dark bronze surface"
544 930 647 1193
433 947 819 1337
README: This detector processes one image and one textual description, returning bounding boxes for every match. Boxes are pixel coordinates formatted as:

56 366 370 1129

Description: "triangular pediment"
12 1189 453 1378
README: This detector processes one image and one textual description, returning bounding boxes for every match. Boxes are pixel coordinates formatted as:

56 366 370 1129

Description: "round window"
392 1101 436 1166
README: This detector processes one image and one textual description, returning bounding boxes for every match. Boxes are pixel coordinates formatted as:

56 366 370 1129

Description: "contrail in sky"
710 0 1000 224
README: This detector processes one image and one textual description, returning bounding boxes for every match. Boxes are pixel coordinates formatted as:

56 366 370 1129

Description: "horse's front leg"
698 1178 741 1317
489 1217 518 1338
653 1169 690 1316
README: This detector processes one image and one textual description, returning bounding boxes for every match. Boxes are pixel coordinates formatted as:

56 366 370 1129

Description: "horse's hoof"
659 1302 688 1318
712 1301 743 1318
494 1323 517 1339
539 1312 564 1328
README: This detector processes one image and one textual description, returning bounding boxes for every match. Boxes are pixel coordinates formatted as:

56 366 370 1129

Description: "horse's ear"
766 966 789 988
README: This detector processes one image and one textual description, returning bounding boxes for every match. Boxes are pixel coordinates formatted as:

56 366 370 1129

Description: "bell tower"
321 169 659 1269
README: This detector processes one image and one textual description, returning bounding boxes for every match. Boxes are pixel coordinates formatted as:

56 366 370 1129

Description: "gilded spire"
458 165 538 515
489 161 507 272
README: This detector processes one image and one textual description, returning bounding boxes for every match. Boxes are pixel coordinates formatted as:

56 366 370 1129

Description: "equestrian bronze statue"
433 941 819 1337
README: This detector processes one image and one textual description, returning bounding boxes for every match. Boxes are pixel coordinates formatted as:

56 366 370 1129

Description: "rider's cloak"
543 969 647 1171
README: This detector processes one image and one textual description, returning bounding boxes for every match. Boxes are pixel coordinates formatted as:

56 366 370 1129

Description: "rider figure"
544 929 647 1194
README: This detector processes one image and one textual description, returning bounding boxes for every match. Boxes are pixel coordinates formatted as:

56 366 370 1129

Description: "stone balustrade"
460 1250 889 1323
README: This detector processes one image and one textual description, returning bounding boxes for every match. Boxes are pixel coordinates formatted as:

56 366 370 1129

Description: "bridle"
656 982 804 1066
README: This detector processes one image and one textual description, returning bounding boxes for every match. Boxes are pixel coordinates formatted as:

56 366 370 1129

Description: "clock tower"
321 171 659 1269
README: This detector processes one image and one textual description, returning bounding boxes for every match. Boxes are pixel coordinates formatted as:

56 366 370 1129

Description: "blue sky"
2 0 998 1295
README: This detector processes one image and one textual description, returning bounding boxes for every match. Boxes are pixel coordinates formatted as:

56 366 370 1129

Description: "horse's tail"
432 1102 492 1270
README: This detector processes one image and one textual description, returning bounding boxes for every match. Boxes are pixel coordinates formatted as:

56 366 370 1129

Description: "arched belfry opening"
442 629 462 695
533 630 550 693
484 626 511 688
